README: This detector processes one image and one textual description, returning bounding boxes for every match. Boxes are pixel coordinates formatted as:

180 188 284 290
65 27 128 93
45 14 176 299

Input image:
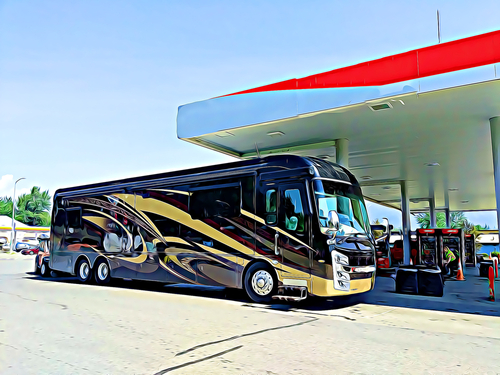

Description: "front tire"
76 258 92 283
244 262 278 304
94 258 111 285
40 261 51 277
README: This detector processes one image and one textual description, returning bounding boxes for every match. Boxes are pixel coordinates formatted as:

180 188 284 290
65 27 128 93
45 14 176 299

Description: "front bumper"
310 274 375 297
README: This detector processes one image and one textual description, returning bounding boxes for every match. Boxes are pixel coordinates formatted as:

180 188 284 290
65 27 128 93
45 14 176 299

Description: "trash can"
479 261 493 277
396 267 418 294
418 267 443 297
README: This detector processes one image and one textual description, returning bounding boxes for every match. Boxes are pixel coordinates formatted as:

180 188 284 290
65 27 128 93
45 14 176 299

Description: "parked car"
21 246 42 255
15 242 37 252
0 237 8 251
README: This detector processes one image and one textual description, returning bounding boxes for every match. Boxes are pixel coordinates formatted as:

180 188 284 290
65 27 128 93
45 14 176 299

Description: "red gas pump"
437 228 465 276
416 229 440 267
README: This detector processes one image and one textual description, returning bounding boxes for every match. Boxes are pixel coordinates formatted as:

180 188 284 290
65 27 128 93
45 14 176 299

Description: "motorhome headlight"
332 250 350 291
334 278 350 291
332 251 349 266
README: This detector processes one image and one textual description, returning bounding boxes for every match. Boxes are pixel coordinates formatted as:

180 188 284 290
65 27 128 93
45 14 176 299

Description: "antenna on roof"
437 10 441 43
255 143 261 159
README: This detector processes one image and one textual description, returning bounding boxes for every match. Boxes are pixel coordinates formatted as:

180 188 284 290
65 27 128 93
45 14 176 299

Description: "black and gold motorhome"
48 155 376 303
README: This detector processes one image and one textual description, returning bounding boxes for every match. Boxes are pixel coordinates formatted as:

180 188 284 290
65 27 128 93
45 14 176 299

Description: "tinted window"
265 189 277 225
66 207 82 228
283 189 304 232
189 185 241 219
142 211 179 237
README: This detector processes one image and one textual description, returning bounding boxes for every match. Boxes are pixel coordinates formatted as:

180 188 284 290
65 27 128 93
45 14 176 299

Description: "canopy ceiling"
177 30 500 213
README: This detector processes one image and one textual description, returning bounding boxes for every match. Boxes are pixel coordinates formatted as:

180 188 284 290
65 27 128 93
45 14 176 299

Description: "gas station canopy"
177 30 500 214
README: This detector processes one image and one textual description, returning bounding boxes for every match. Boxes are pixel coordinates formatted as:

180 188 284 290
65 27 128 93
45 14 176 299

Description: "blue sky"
1 0 499 229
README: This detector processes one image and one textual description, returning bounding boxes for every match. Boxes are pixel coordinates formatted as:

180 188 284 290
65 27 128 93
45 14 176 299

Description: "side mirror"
375 218 391 243
327 211 340 231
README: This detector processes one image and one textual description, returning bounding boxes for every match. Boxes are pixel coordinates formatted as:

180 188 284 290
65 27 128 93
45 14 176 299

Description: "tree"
0 187 51 226
415 211 466 229
0 197 13 217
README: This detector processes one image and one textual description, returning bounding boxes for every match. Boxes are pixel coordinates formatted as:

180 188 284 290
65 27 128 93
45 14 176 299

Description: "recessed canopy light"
425 162 440 167
369 102 393 111
215 131 234 138
382 186 391 190
360 176 372 180
461 200 469 204
448 188 459 191
267 131 284 137
390 99 405 105
317 155 330 159
370 193 381 197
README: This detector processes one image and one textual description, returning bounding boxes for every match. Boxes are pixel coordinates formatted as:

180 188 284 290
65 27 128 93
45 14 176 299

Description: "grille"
348 254 374 266
350 272 373 280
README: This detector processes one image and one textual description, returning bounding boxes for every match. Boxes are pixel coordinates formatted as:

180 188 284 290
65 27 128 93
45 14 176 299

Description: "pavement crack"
0 291 68 310
175 317 317 357
0 342 20 350
48 302 69 310
0 290 37 302
154 345 243 374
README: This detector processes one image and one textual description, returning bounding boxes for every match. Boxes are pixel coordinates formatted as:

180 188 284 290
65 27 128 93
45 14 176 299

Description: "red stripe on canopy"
225 30 500 96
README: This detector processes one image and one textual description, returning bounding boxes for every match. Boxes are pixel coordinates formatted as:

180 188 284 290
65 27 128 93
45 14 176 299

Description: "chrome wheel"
97 262 109 281
41 263 46 275
251 270 274 296
79 262 90 280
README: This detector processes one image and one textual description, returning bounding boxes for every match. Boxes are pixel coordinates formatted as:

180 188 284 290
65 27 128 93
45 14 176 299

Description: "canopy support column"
335 138 349 168
445 209 450 227
490 117 500 236
401 180 411 264
429 198 436 227
444 190 450 227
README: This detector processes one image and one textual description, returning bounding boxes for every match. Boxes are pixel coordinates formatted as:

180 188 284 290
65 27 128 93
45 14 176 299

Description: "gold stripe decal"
240 209 312 251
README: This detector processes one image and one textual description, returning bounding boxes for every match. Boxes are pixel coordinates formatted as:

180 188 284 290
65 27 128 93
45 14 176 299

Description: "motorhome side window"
66 207 83 228
283 189 304 233
265 189 277 224
189 185 241 219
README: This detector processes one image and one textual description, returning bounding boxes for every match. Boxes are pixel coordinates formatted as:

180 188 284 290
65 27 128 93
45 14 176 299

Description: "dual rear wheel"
76 258 111 285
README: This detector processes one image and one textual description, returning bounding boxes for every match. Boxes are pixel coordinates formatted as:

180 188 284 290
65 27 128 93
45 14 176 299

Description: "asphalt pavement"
1 254 499 374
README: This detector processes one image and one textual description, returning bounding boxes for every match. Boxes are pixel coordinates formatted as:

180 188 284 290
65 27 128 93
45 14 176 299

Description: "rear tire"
34 255 40 274
76 258 92 283
244 262 278 304
41 261 51 277
94 258 111 285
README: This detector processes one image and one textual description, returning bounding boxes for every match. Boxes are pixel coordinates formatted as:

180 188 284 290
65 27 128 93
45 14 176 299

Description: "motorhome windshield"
313 179 370 236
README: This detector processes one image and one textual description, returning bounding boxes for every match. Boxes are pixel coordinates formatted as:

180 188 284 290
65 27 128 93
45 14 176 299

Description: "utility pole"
437 10 441 43
10 177 26 251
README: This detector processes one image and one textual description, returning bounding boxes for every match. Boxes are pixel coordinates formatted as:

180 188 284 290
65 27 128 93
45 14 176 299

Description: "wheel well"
94 256 110 269
73 254 91 275
241 259 278 287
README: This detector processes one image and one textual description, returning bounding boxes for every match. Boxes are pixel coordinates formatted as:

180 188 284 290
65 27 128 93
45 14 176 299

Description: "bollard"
493 257 499 278
489 266 495 301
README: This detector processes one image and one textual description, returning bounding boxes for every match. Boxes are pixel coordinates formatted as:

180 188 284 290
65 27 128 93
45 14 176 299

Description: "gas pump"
438 228 465 272
416 229 440 267
464 234 476 267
